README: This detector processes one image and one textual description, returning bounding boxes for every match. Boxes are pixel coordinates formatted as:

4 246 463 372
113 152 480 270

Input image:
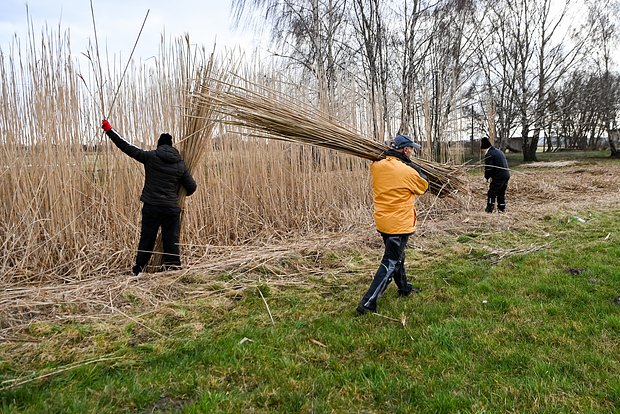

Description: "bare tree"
232 0 610 164
351 0 391 140
527 0 587 161
474 2 520 151
555 71 608 149
586 0 620 157
392 0 478 162
232 0 349 109
430 0 478 162
393 0 427 142
483 0 588 161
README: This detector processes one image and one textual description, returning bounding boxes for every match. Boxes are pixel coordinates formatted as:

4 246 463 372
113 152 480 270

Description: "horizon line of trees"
233 0 620 160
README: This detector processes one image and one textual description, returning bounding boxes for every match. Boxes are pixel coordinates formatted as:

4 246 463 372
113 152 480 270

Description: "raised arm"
101 120 148 163
406 168 429 195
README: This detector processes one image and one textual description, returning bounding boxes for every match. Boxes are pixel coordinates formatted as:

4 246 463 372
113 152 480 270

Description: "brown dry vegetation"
1 31 619 342
2 157 619 341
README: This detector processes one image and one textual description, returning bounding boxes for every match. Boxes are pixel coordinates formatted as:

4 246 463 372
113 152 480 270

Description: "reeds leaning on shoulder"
151 47 223 269
193 77 467 198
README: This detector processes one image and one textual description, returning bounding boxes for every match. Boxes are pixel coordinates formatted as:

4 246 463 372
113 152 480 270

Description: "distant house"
506 137 522 152
505 136 549 152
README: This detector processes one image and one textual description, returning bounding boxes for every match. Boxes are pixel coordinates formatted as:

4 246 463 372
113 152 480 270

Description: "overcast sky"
0 0 262 60
0 1 611 69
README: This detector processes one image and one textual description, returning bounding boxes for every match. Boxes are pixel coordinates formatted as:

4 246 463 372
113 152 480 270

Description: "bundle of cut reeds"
193 78 467 198
150 45 223 269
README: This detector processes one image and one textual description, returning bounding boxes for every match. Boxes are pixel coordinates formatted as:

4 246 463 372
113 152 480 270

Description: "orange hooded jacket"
370 156 429 235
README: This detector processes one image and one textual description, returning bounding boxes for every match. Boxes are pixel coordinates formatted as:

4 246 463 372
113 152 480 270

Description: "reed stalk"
194 77 467 197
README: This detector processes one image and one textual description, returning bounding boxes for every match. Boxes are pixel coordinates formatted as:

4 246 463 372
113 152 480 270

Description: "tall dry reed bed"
0 27 467 289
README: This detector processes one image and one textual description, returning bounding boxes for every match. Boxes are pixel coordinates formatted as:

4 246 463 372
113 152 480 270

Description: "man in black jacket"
101 120 197 275
481 137 510 213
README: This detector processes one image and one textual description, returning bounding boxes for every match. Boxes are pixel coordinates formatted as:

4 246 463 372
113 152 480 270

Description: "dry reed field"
2 155 619 341
2 30 620 342
0 31 423 337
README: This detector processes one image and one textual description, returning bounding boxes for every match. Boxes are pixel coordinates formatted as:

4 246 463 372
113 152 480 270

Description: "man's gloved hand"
101 120 112 132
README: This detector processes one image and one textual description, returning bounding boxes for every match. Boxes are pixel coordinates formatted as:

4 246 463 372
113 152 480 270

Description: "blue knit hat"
392 134 421 150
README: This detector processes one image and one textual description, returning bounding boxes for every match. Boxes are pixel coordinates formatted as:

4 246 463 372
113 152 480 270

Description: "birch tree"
478 0 588 161
392 0 477 161
475 2 520 151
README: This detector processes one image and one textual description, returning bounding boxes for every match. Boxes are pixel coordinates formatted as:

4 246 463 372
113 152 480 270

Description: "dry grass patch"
1 158 619 345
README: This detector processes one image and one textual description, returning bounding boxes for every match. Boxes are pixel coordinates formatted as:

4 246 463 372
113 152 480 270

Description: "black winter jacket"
484 146 510 181
106 129 197 208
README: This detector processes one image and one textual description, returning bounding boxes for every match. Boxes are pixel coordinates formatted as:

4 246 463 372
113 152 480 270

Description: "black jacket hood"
156 145 182 163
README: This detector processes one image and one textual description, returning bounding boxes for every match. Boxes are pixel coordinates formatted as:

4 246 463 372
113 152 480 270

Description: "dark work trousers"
359 233 411 311
133 203 181 274
486 178 509 212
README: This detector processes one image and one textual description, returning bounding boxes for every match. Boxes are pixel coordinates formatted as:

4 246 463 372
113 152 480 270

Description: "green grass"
463 149 613 168
1 209 619 413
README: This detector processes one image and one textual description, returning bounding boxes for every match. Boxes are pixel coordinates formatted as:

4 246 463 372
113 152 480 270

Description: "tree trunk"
523 139 538 161
521 121 537 162
527 128 540 161
609 129 620 157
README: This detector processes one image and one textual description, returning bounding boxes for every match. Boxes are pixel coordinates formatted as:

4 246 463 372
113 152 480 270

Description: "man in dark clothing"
101 120 197 275
357 134 429 315
480 137 510 213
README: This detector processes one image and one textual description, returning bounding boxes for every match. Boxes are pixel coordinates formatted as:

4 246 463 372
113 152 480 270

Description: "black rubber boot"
398 283 422 297
356 304 376 315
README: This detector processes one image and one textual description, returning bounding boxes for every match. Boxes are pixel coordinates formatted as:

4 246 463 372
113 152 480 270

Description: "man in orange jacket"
357 134 429 315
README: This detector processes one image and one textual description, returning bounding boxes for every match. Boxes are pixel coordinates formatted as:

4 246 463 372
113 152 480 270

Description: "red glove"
101 120 112 132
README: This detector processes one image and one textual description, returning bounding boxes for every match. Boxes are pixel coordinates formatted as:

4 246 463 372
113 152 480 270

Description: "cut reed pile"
192 78 468 197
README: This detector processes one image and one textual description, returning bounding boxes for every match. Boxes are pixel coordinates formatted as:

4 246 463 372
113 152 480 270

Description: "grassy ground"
1 204 619 413
463 149 614 168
